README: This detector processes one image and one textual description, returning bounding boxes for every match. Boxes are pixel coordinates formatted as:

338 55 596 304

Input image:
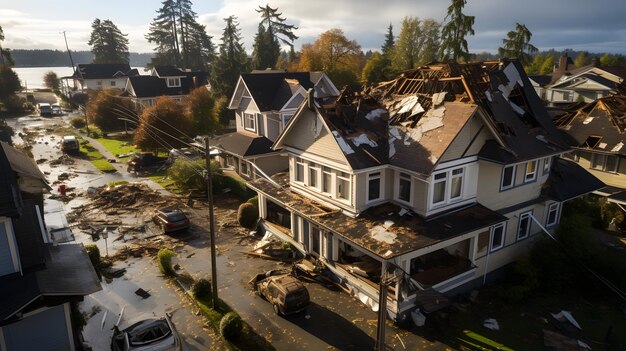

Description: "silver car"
111 315 182 351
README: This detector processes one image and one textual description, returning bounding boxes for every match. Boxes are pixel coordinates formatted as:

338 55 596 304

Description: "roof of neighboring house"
12 199 46 271
212 131 275 158
601 66 626 81
542 158 605 202
249 172 507 259
126 75 193 98
153 65 186 77
0 243 101 321
0 142 19 217
551 73 617 90
528 75 552 86
240 72 324 111
73 63 133 80
0 141 48 192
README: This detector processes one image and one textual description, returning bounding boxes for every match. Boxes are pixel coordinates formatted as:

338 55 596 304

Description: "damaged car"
111 315 182 351
251 270 310 316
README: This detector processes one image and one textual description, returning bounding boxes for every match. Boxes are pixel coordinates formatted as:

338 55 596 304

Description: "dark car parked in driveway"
153 208 190 234
251 271 310 316
127 152 166 175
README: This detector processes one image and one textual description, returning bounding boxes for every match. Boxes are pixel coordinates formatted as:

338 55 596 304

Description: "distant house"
210 71 339 180
0 142 101 350
70 63 139 91
248 61 603 322
122 65 208 108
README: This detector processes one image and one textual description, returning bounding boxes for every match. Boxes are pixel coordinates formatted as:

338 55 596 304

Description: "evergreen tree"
362 52 388 84
211 16 249 97
393 17 440 71
574 51 590 68
88 19 130 64
439 0 475 62
497 23 537 65
539 55 555 75
185 21 216 71
381 24 395 59
252 5 298 69
146 0 181 67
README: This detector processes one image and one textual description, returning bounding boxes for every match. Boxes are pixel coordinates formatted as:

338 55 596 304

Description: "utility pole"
375 261 390 351
204 137 219 308
61 31 76 74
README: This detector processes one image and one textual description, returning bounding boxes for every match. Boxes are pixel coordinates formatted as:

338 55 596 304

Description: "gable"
281 108 348 166
439 113 491 163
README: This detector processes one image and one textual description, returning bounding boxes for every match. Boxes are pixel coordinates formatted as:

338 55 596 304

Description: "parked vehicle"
36 103 53 116
251 271 310 316
127 152 166 174
51 103 63 115
61 135 80 154
111 315 182 351
153 208 190 233
165 147 202 166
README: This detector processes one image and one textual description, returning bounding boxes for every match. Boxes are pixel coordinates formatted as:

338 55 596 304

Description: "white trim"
279 87 307 111
243 112 256 132
542 157 551 176
428 166 465 210
490 222 506 252
524 160 538 183
35 205 50 244
516 210 533 241
228 77 245 109
366 171 384 204
1 219 20 275
500 164 516 190
433 156 478 171
64 303 75 351
284 147 351 171
545 202 560 227
395 171 413 205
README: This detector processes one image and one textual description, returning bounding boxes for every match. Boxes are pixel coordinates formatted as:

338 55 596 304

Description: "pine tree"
211 16 249 97
252 5 298 69
439 0 475 62
0 25 14 67
497 23 538 65
381 24 395 59
146 0 181 67
88 19 130 64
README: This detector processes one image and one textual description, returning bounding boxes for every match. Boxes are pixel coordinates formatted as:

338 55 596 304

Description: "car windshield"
127 319 171 346
165 212 186 222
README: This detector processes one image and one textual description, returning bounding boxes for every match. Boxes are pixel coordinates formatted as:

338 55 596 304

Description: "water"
13 66 76 90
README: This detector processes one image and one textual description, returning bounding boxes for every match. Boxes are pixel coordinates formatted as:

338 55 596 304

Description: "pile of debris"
50 154 75 166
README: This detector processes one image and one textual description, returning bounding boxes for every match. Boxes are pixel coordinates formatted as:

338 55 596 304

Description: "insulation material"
483 318 500 331
432 92 447 106
331 130 355 155
397 96 420 115
419 116 444 133
498 63 524 100
411 103 425 117
611 142 624 152
349 133 378 148
365 108 387 121
370 224 397 244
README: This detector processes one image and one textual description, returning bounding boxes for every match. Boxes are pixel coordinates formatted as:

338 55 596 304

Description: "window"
295 158 305 183
591 154 619 172
337 172 350 201
266 201 291 229
240 160 250 176
501 165 515 190
311 226 321 256
244 113 255 131
542 157 551 175
167 77 181 87
524 160 537 183
110 81 116 86
398 172 412 203
431 167 464 206
322 167 332 194
546 203 560 227
517 211 532 241
367 172 382 202
309 162 320 188
490 223 506 252
282 113 293 126
450 168 463 200
96 81 102 86
432 172 446 204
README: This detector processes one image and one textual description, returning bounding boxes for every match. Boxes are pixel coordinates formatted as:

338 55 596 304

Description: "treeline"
10 49 153 67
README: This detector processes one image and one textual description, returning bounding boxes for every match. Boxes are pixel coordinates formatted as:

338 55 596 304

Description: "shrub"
85 244 101 268
192 278 212 299
168 159 221 193
70 117 86 128
219 312 242 340
158 249 176 276
247 196 258 208
237 202 259 229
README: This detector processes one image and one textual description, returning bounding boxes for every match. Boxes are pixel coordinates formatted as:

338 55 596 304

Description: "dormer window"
167 77 181 87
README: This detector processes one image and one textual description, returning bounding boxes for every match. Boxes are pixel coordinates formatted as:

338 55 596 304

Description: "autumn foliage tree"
186 88 221 135
87 89 137 132
134 97 192 152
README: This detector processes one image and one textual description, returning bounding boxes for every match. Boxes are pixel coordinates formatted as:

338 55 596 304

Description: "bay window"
337 172 351 201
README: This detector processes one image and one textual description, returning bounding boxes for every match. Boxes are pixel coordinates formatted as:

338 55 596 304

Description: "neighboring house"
122 65 208 108
212 70 339 180
70 63 139 91
248 61 604 322
0 142 101 350
553 90 626 202
533 54 626 105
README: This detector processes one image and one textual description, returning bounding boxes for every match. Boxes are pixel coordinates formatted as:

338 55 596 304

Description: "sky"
1 0 625 55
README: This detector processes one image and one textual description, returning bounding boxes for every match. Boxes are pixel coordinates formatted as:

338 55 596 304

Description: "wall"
575 151 626 189
84 77 128 90
476 160 548 210
253 155 289 178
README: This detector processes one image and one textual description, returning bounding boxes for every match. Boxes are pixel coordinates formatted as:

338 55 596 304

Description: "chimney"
307 88 315 111
591 57 599 67
558 54 569 72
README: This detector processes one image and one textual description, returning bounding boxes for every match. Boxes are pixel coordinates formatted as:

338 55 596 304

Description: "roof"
240 72 321 111
551 73 617 90
126 76 193 98
12 199 46 271
249 173 507 259
0 141 48 190
212 131 275 157
541 158 605 202
153 65 186 77
528 75 552 86
0 142 19 217
0 243 101 321
73 63 132 80
601 66 626 82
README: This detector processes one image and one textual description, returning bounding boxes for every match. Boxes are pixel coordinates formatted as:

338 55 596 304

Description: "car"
127 152 166 174
61 135 80 154
51 103 63 115
252 271 310 316
36 103 53 117
154 208 190 233
111 315 182 351
165 147 202 166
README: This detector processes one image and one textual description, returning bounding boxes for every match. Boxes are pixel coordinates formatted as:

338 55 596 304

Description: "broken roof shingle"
241 72 322 111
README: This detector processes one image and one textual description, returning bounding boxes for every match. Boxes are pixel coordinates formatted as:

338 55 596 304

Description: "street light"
204 137 219 308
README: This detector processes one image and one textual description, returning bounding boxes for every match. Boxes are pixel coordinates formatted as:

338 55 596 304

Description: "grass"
94 133 139 159
77 137 116 173
148 171 183 194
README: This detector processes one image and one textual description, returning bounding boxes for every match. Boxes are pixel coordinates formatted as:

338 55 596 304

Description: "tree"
361 52 388 84
186 88 221 135
599 53 625 67
392 17 440 71
134 97 192 152
43 71 60 91
185 21 216 71
539 55 555 75
0 25 14 67
88 19 130 64
526 54 545 75
0 25 20 108
574 51 590 68
381 24 395 59
439 0 475 62
87 89 138 132
497 23 538 65
211 16 249 97
252 4 298 70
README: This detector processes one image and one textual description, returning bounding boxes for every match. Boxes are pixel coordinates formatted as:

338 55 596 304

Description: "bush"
192 278 212 299
247 196 258 208
168 159 221 192
85 244 101 268
70 117 86 128
158 249 176 276
219 312 242 340
237 202 259 229
214 174 255 200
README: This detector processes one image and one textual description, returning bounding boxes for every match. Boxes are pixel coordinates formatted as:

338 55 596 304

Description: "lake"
13 66 76 90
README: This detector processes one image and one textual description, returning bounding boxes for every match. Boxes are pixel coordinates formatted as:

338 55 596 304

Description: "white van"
36 103 53 116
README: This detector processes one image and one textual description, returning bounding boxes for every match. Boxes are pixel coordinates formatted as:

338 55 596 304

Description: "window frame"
545 203 560 227
449 168 464 201
590 153 619 173
397 172 412 204
501 165 516 190
430 167 464 207
366 171 382 203
243 113 256 132
308 162 320 190
336 172 351 202
110 81 116 87
524 160 538 183
240 159 250 177
295 157 305 183
490 222 506 252
167 77 181 87
516 211 533 241
322 166 333 195
542 157 551 176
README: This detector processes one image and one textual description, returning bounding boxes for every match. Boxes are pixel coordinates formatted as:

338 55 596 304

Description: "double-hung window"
322 167 332 194
591 154 619 172
309 162 320 189
546 203 560 227
431 167 464 206
244 113 255 131
432 172 446 204
490 223 506 252
517 211 532 241
542 157 551 176
167 77 181 87
337 172 351 201
524 160 537 183
367 172 382 202
450 168 464 200
295 157 305 183
501 165 515 190
398 172 412 203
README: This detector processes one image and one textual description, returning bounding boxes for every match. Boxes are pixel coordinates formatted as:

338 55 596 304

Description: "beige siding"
282 109 347 165
266 113 281 141
477 161 544 210
412 178 428 214
253 155 288 177
439 116 478 163
575 152 626 188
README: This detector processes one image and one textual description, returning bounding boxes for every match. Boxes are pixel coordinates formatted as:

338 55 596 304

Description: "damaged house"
247 61 604 322
0 142 101 350
210 70 339 180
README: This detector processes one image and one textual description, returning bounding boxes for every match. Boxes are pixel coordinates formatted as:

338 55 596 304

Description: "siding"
576 152 626 189
1 304 72 351
476 161 545 210
253 155 289 177
439 115 487 163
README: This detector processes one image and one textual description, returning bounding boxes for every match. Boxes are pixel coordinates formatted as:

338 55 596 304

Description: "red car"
154 208 190 233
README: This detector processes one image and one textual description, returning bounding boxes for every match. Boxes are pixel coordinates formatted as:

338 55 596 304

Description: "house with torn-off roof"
70 63 139 91
0 142 101 350
210 70 339 180
247 61 604 323
554 88 626 204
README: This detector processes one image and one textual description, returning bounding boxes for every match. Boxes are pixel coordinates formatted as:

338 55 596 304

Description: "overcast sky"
1 0 625 55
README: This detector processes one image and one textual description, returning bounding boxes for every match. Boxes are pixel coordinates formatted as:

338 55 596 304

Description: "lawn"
77 137 116 172
148 171 183 194
94 133 139 159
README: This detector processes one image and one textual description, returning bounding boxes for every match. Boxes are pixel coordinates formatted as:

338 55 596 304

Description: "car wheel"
273 304 281 315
